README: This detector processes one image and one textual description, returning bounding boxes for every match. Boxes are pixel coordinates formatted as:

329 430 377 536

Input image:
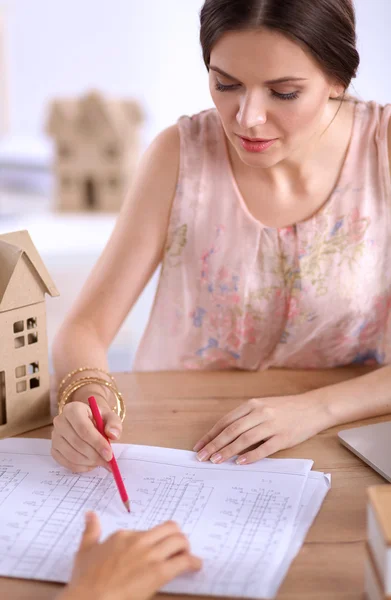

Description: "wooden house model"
46 90 144 212
0 230 59 438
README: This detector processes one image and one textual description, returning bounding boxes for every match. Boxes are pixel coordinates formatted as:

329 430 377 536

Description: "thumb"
79 512 101 552
103 410 123 441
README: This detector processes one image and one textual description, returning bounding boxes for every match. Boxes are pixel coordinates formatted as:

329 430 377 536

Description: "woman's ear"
329 82 346 99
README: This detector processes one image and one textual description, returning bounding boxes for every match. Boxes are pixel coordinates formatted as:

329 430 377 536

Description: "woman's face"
209 28 343 169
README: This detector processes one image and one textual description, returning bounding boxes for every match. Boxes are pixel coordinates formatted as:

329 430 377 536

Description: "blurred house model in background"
46 90 144 212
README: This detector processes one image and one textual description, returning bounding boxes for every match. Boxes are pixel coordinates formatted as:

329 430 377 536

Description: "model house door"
0 371 6 425
85 178 97 209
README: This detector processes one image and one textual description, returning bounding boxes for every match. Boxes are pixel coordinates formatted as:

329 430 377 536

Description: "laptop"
338 421 391 483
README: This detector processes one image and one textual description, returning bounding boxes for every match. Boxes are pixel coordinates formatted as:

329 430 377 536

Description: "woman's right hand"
58 513 202 600
51 396 122 472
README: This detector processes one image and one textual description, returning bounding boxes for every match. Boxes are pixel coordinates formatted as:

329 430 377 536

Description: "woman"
58 514 201 600
52 0 391 473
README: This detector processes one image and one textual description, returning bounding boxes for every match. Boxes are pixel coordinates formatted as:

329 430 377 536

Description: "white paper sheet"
0 438 330 599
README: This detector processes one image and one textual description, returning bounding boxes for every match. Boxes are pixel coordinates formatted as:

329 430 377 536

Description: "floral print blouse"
134 101 391 371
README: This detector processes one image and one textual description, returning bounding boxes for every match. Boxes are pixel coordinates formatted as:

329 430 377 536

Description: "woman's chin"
236 147 282 169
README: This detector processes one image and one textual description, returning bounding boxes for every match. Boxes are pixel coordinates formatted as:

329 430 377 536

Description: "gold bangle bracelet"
58 377 125 422
59 376 120 409
58 367 116 396
59 377 123 412
58 377 126 422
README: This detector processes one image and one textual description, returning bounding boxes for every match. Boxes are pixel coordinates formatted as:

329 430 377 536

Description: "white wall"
1 0 209 149
353 0 391 104
1 0 391 151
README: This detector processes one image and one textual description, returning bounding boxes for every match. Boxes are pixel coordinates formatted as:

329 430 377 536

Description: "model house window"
62 177 72 189
59 144 71 158
13 321 24 333
28 362 39 374
15 365 26 378
13 317 38 348
14 336 25 349
30 377 40 389
15 361 40 394
28 333 38 345
16 381 27 393
105 145 118 159
27 317 37 329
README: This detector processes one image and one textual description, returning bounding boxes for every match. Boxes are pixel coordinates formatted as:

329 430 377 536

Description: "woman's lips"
238 135 278 153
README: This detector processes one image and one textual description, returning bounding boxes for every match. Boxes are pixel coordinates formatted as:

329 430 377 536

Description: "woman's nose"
236 92 267 130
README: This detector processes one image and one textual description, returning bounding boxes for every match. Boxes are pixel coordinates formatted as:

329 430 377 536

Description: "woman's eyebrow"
209 65 241 81
209 65 308 85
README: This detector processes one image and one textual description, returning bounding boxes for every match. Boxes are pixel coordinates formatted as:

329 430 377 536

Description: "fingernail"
236 457 247 465
210 454 222 464
107 428 120 439
197 450 208 462
102 448 112 461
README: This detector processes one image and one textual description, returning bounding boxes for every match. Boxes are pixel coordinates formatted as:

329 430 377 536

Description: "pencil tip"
124 500 131 513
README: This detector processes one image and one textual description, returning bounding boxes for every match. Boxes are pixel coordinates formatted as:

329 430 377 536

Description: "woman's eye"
213 78 300 100
271 90 300 101
215 80 240 92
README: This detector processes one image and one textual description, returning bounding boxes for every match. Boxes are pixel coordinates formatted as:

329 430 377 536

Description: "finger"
193 404 252 454
54 433 106 468
54 415 107 465
209 424 274 464
193 404 251 452
199 414 261 463
63 403 113 462
188 554 203 571
78 512 101 552
109 523 181 554
158 553 202 585
236 437 282 465
149 533 189 561
138 521 182 547
51 447 95 473
103 410 123 441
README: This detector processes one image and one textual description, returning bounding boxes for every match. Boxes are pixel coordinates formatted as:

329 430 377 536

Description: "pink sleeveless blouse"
134 101 391 371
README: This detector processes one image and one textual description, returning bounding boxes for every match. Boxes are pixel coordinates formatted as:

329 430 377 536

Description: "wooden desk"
1 367 388 600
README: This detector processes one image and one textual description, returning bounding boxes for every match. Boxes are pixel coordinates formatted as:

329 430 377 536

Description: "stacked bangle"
58 366 116 396
57 370 126 422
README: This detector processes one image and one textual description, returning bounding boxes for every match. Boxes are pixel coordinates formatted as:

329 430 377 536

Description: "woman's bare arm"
51 125 180 472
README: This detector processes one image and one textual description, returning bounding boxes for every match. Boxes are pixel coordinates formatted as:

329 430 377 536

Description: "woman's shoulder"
348 98 391 171
362 99 391 182
150 123 180 154
176 108 221 141
361 100 391 177
351 97 391 124
388 107 391 180
177 107 219 125
147 109 221 176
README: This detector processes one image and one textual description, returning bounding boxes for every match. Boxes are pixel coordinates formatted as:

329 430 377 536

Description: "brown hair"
200 0 360 90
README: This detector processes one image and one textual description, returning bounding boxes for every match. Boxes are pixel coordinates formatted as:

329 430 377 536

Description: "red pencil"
88 396 130 513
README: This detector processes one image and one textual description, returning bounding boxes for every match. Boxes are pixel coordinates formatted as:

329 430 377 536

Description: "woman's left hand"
193 393 332 465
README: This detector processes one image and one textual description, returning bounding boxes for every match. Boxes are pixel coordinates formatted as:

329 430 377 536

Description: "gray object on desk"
338 421 391 483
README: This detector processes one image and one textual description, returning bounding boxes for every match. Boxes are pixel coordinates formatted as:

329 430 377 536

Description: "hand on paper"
193 393 330 465
59 512 202 600
51 398 122 472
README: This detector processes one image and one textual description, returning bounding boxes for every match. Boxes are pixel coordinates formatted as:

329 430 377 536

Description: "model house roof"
46 90 144 141
0 230 59 312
